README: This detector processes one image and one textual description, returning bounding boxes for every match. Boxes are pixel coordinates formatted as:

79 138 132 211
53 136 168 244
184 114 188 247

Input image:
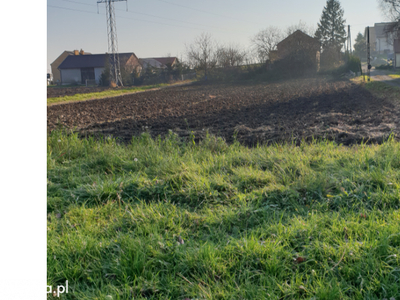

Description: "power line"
53 0 251 34
153 0 262 26
58 0 95 7
47 4 98 14
47 4 210 31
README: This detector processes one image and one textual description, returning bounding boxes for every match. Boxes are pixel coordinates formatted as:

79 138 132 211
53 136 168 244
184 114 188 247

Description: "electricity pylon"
97 0 127 86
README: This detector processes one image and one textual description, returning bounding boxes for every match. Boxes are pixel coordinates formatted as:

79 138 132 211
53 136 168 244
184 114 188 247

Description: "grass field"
47 84 171 105
47 130 400 299
363 81 400 102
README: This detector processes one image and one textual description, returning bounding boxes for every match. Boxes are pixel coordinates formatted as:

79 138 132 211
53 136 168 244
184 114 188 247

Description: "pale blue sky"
47 0 386 72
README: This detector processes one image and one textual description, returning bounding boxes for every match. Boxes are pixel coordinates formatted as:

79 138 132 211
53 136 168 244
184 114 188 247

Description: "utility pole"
97 0 127 87
348 25 351 54
367 26 371 82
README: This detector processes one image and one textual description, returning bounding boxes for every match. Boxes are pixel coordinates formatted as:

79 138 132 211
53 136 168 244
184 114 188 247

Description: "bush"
375 64 393 70
319 54 361 77
346 55 361 73
271 49 318 78
99 69 110 87
320 46 341 70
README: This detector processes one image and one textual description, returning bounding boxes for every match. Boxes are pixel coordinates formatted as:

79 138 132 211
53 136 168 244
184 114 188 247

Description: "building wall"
369 28 377 52
124 55 142 74
94 67 105 84
276 31 320 70
376 37 392 54
60 69 81 85
51 51 71 83
277 32 320 59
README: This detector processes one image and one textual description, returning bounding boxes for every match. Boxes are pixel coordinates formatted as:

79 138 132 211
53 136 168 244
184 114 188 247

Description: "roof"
152 57 178 65
141 57 178 67
51 50 92 66
139 58 165 69
58 53 135 69
277 30 320 48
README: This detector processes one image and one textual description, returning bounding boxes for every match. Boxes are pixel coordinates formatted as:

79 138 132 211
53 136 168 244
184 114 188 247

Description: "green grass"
361 81 400 103
47 84 169 105
350 75 373 83
47 131 400 299
388 74 400 79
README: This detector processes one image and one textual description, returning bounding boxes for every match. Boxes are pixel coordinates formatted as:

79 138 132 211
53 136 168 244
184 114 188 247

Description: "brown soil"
47 77 400 146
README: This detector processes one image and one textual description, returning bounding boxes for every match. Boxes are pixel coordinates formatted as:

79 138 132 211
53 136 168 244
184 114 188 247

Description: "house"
275 30 321 70
366 27 377 52
139 58 165 70
57 52 141 85
365 22 398 54
152 57 179 67
395 39 400 68
139 57 179 70
374 22 396 54
51 49 91 84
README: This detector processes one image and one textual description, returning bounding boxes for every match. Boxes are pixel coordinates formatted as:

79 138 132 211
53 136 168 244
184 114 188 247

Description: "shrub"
346 55 361 73
99 69 110 87
375 64 393 70
320 54 361 77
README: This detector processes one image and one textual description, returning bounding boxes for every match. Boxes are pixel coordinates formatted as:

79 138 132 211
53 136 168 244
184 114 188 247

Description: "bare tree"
379 0 400 20
216 44 247 68
251 26 283 63
285 20 316 37
186 33 217 78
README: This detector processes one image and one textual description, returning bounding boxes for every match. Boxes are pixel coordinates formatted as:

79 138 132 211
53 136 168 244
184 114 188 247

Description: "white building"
366 22 398 54
58 53 141 85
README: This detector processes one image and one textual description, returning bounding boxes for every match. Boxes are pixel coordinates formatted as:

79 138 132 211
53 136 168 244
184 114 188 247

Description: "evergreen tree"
353 32 366 59
315 0 346 50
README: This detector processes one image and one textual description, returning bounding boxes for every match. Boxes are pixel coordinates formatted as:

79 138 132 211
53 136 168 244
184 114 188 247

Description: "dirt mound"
47 78 400 146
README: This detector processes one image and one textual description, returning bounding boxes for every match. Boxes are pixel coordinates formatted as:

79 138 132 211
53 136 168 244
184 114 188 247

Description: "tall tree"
251 26 283 63
216 44 247 68
315 0 346 51
186 33 217 79
353 32 366 59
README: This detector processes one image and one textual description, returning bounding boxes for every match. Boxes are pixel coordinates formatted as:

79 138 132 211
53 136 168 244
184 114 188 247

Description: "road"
361 64 400 87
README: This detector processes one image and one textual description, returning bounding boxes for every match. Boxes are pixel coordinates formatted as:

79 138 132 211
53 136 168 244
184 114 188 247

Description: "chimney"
80 49 84 55
74 50 79 55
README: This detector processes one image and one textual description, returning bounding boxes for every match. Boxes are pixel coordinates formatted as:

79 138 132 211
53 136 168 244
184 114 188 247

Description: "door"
81 68 95 84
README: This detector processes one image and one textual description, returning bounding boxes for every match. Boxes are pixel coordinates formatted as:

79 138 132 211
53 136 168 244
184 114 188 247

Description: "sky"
47 0 388 73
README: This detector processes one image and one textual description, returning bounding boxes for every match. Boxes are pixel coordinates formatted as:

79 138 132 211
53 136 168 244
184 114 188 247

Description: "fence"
85 79 97 87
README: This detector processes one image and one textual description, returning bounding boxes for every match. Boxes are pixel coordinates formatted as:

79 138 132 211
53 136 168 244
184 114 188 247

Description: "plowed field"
47 77 400 145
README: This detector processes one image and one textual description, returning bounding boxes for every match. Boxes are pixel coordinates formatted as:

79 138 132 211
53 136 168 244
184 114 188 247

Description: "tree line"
187 0 400 78
187 0 350 77
110 0 399 86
